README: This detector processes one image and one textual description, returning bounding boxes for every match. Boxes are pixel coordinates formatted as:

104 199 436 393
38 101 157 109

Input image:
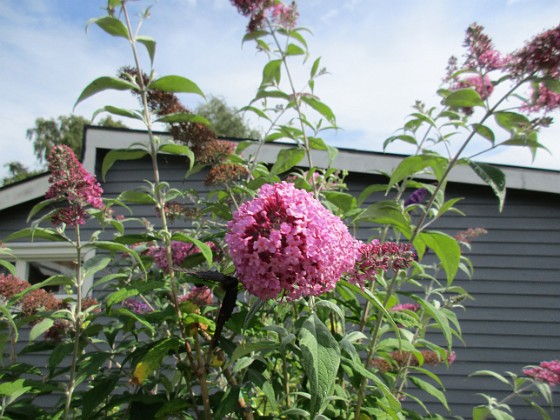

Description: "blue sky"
1 0 559 179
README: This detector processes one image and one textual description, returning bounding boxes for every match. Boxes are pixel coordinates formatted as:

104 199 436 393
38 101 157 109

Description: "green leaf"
133 338 180 384
409 376 449 411
468 161 506 211
0 305 18 342
414 297 453 350
87 16 129 39
29 318 54 342
26 198 58 222
261 59 282 86
149 75 205 98
155 112 210 125
270 147 306 175
229 341 278 365
112 233 158 245
300 96 336 124
310 57 321 78
472 123 495 143
102 149 148 181
322 191 357 213
117 190 157 205
94 241 145 275
106 288 139 307
0 379 32 400
92 106 143 122
171 232 213 265
357 201 411 238
444 88 484 108
158 143 195 170
470 370 511 386
299 313 340 418
388 154 447 189
4 227 67 242
542 78 560 93
74 76 138 109
10 275 72 304
112 308 156 334
494 111 530 133
383 134 417 149
83 256 112 279
286 43 305 56
0 259 16 276
416 231 460 286
136 35 156 66
82 375 119 419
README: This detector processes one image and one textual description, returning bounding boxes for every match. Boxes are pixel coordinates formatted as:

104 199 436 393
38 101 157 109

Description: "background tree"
1 161 42 186
195 95 260 139
26 114 126 163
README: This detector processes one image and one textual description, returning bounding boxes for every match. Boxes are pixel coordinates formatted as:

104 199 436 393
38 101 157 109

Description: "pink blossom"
178 286 214 307
523 84 560 113
523 360 560 386
457 75 494 99
231 0 298 33
45 145 103 226
390 303 421 312
350 241 416 287
147 241 213 272
226 182 359 301
509 24 560 79
463 23 505 72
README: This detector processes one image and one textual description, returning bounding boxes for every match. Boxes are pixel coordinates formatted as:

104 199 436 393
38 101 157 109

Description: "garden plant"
0 1 559 419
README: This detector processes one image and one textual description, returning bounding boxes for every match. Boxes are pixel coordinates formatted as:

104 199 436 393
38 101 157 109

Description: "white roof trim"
1 126 558 211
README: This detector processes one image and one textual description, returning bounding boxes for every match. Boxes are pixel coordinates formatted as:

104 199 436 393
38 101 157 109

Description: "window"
3 242 96 296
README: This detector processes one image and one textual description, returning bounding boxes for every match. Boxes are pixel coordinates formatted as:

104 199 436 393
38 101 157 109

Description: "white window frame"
5 242 96 297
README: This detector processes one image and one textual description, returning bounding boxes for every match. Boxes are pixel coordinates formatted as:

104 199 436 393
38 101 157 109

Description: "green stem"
354 271 399 418
63 224 83 420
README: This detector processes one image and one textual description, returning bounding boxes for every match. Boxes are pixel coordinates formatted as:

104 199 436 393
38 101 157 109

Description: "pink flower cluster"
231 0 298 33
523 360 560 386
226 182 359 301
178 286 214 307
390 303 421 312
463 23 506 72
147 241 213 272
509 24 560 79
350 240 416 286
45 145 103 226
458 75 494 99
524 84 560 113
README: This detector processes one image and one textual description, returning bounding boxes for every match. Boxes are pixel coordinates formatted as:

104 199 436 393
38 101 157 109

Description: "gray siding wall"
1 150 558 418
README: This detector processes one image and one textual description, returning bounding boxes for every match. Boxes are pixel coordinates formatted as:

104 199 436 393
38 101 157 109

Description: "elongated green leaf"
94 241 145 274
0 305 18 342
102 149 148 181
310 57 321 78
87 16 128 39
470 370 511 386
270 147 305 175
117 191 157 205
136 35 156 66
301 96 336 124
357 201 411 238
286 43 305 56
409 376 449 411
112 233 158 245
299 313 340 418
472 123 495 143
149 75 205 98
494 111 529 133
171 232 213 265
322 191 356 213
262 59 282 86
82 375 119 420
414 297 453 350
83 256 112 279
4 227 67 242
10 275 72 305
74 76 138 109
468 161 506 211
0 260 16 276
158 143 195 170
93 106 142 122
253 89 290 101
416 231 460 286
155 113 210 125
388 154 447 189
106 288 139 307
132 338 180 384
27 198 58 222
29 318 54 342
383 134 417 149
230 341 278 365
444 88 484 108
112 308 156 334
0 379 32 400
